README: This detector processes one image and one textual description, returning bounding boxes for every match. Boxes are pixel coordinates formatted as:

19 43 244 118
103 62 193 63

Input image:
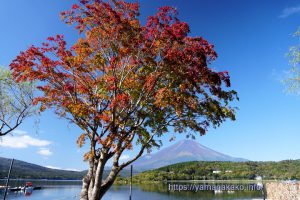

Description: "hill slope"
133 160 300 181
0 157 135 179
0 157 85 179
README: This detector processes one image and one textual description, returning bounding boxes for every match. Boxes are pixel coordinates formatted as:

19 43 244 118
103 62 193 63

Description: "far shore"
116 179 299 184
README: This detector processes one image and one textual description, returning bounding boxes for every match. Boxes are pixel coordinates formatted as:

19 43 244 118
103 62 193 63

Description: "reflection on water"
0 180 264 200
0 185 80 200
120 182 264 200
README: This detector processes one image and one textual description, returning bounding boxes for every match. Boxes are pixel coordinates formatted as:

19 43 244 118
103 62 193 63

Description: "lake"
0 180 265 200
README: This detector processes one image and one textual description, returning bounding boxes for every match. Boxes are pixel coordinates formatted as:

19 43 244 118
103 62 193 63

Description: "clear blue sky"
1 0 300 171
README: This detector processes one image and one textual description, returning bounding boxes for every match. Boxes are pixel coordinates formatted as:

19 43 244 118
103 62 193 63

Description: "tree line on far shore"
127 160 300 182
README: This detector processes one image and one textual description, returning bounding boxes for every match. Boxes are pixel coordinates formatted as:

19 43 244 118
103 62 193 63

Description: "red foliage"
10 0 236 152
72 4 79 10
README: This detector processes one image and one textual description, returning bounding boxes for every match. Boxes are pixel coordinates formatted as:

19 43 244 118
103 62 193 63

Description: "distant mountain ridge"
0 157 132 179
133 140 247 170
0 157 85 180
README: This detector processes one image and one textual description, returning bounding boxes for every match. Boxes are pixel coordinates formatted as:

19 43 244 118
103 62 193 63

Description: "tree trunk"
80 152 118 200
97 181 115 200
97 168 119 200
80 175 91 200
80 160 94 200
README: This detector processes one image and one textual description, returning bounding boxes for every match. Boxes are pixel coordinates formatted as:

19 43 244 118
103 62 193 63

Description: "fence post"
129 165 133 200
3 158 14 200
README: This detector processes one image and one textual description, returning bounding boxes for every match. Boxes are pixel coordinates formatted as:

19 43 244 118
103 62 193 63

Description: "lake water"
0 180 265 200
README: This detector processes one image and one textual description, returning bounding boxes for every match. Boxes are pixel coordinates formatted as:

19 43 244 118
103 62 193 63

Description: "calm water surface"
0 180 264 200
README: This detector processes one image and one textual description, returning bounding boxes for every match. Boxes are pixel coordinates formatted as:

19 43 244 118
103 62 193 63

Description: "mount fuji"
132 140 247 170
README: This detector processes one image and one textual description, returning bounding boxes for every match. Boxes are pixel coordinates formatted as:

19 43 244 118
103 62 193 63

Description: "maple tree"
0 67 35 136
10 0 237 199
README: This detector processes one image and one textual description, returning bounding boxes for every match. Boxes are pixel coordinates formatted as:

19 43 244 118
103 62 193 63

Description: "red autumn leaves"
10 0 236 149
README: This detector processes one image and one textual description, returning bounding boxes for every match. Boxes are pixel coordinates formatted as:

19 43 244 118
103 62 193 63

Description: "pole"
129 165 132 200
262 176 265 200
3 158 14 200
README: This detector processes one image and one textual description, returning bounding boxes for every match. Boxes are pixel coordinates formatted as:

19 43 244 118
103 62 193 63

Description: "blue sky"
1 0 300 171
